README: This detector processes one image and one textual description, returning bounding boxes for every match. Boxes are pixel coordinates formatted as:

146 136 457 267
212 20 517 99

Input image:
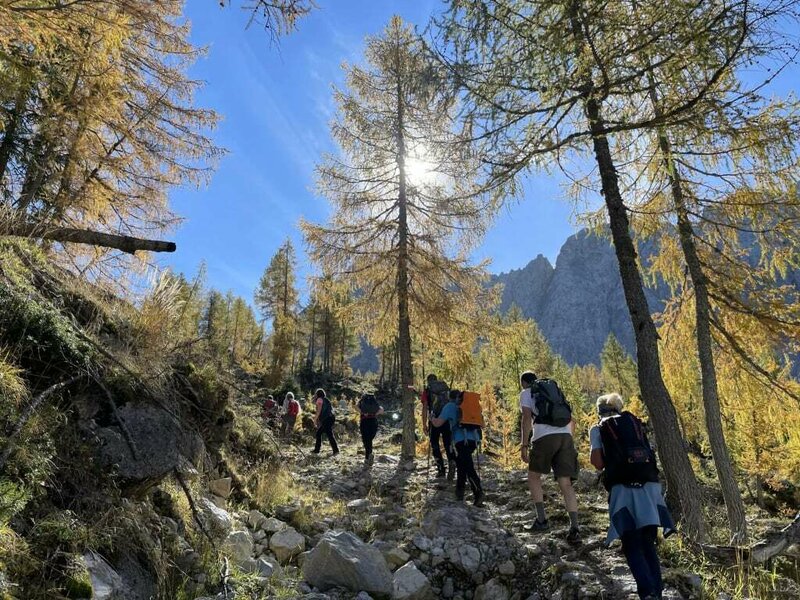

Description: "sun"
404 154 438 187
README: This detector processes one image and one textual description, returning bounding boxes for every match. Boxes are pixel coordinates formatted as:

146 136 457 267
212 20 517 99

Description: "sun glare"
405 155 438 187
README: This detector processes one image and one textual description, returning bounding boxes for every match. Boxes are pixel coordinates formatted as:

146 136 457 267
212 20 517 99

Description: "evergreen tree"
599 334 639 403
302 17 496 459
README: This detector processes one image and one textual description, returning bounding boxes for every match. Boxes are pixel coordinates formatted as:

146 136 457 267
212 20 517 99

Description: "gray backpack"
532 379 572 427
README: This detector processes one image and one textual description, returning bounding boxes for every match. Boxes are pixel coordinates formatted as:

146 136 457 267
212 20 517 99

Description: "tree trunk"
568 0 704 540
1 220 176 253
584 96 705 539
396 66 415 461
657 128 748 542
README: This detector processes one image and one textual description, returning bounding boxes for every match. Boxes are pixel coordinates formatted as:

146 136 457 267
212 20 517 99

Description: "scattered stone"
276 503 302 521
247 509 268 530
254 557 275 578
386 547 411 570
347 498 372 511
209 477 232 499
270 527 306 564
497 560 515 577
412 535 432 552
422 506 473 538
302 530 393 597
392 561 432 600
262 517 288 533
196 497 233 540
223 530 254 566
356 593 375 600
210 494 227 510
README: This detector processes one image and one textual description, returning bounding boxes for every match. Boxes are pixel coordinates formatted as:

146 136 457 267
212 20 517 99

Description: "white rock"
269 526 305 563
392 561 433 600
196 497 233 540
223 529 254 566
254 557 275 578
347 498 372 511
82 551 125 600
209 477 232 498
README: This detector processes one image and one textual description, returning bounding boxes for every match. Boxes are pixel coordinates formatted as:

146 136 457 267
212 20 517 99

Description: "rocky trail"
191 422 703 600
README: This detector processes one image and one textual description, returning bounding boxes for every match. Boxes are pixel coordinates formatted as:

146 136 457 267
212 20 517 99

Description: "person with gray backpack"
519 371 580 542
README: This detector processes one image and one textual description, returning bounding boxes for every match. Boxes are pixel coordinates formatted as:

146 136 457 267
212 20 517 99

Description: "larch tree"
437 0 759 538
255 239 299 385
600 334 639 406
604 0 800 542
302 16 496 460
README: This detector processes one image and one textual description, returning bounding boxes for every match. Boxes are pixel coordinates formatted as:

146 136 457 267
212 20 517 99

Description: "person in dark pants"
589 393 674 600
421 374 456 479
430 390 483 506
312 388 339 455
357 393 384 466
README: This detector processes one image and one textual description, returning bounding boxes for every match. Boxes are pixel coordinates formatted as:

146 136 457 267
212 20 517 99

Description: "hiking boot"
435 461 446 478
332 450 339 457
366 452 374 466
455 488 465 502
473 488 484 507
311 449 320 454
525 518 549 532
566 526 582 543
447 460 456 481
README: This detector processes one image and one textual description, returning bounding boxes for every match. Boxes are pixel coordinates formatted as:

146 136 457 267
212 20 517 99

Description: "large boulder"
95 404 204 485
303 530 393 598
269 527 305 563
475 578 510 600
391 561 432 600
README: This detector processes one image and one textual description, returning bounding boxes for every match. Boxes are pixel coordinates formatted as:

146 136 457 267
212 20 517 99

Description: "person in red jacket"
282 392 300 437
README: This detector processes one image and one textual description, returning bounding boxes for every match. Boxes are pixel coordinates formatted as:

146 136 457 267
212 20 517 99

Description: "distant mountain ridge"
492 229 668 366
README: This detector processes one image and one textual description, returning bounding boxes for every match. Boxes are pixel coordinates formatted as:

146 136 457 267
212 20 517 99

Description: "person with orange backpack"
430 389 484 506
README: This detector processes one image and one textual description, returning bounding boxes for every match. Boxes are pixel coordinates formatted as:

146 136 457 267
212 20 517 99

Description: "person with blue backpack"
590 393 675 600
519 370 580 542
430 389 484 506
421 373 456 479
312 388 339 456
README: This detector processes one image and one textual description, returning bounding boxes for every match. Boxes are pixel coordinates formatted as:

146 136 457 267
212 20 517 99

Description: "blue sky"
162 0 575 302
161 1 798 304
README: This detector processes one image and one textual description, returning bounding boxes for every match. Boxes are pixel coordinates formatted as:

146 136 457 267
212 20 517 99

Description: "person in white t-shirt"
519 370 580 542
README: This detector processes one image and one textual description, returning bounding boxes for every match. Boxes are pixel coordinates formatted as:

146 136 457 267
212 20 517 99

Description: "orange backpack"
459 391 484 431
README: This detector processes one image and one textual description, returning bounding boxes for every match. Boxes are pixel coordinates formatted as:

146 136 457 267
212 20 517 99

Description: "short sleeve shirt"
519 388 572 442
589 425 602 451
439 401 480 444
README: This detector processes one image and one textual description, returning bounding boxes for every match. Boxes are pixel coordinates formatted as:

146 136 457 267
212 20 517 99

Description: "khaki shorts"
528 433 578 479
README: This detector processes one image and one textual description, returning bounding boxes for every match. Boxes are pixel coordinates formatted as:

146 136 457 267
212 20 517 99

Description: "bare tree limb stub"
0 222 176 254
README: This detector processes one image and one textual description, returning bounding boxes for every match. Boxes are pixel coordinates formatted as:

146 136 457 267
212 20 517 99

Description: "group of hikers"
263 371 672 600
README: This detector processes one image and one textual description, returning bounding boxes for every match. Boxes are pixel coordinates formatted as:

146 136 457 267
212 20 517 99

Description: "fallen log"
0 221 176 254
690 513 800 564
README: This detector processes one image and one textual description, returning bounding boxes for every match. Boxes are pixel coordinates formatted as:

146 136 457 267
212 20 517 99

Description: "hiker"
282 392 300 437
590 393 674 600
519 371 581 542
263 394 278 422
357 393 384 465
430 389 483 506
421 373 456 479
312 388 339 455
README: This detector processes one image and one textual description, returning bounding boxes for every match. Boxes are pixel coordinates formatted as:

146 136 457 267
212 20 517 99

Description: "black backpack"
360 394 380 415
531 379 572 427
599 411 660 491
427 380 450 417
319 396 334 421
